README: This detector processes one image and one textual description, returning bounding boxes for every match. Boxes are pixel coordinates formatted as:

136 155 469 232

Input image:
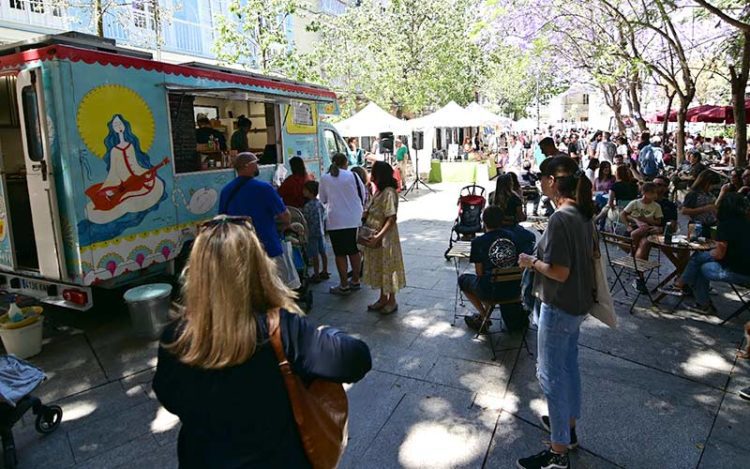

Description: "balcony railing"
0 0 68 30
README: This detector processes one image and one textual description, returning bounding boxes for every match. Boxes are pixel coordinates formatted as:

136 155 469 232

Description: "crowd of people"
149 123 749 468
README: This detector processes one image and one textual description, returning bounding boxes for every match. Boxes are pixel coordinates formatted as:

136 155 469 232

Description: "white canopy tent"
408 101 476 130
464 102 511 127
333 102 410 136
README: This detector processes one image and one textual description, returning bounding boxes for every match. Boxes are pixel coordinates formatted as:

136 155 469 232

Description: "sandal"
309 274 322 284
319 272 331 280
367 301 386 311
349 282 362 291
658 285 685 297
380 303 398 315
329 285 351 296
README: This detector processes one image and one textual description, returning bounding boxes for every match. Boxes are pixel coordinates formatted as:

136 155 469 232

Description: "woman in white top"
320 153 367 295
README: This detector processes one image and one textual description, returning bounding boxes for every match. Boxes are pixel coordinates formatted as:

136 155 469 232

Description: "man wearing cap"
638 136 664 181
219 152 291 260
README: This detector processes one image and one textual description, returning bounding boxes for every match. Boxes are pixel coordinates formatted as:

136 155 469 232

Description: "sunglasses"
199 216 254 232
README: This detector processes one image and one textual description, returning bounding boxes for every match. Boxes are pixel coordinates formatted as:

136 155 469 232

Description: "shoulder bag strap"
266 308 295 377
220 177 252 213
352 172 364 207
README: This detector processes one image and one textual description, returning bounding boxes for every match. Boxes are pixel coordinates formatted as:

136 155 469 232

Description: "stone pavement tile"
698 392 750 469
339 370 403 467
423 352 517 401
409 319 522 365
28 334 108 403
67 398 161 463
11 418 76 469
347 326 421 352
376 305 453 333
355 385 497 468
74 433 174 469
504 347 722 469
150 405 181 446
579 310 742 389
485 411 619 469
369 344 438 380
91 334 159 381
120 368 157 399
55 381 149 431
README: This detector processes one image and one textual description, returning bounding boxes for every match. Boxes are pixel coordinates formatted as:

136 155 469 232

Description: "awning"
164 85 331 105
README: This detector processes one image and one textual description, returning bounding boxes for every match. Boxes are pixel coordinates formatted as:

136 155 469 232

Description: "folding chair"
600 231 661 313
719 282 750 325
475 267 532 360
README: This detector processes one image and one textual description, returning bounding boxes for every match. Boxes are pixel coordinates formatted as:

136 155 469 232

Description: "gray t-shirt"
533 205 594 315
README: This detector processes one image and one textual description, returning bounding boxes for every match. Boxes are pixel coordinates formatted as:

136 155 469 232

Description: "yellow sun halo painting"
77 84 155 158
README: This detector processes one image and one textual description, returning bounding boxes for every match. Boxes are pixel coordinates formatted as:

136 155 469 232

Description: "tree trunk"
731 31 750 168
661 89 675 141
628 78 647 132
614 108 627 134
95 0 104 37
675 99 689 165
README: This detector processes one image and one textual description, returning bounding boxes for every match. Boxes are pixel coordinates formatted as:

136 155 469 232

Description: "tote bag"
590 231 617 328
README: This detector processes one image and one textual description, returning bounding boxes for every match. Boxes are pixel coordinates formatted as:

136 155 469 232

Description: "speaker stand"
403 148 435 197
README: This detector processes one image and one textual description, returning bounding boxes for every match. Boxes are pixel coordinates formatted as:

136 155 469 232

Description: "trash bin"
0 309 44 359
123 283 173 339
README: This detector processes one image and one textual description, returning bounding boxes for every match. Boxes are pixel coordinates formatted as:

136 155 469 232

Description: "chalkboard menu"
169 93 200 173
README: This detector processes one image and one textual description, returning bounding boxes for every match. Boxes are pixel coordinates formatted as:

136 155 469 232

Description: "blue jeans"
537 302 586 446
681 252 750 305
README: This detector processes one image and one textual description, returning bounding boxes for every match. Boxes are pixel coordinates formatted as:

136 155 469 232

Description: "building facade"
1 0 350 64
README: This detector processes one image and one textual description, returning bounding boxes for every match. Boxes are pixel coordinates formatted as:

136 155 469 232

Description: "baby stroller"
444 185 487 260
286 207 313 312
0 355 62 469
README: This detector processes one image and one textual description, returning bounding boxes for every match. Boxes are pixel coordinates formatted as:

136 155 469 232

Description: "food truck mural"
0 34 343 310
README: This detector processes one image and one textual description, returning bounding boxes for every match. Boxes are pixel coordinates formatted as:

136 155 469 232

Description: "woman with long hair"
673 193 750 313
595 161 615 193
361 161 406 313
584 158 599 186
153 216 371 468
320 153 367 295
681 169 719 234
277 156 314 208
491 173 526 223
608 164 639 209
516 156 595 469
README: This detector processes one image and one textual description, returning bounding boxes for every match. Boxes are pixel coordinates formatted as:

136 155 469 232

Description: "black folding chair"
600 231 661 313
720 282 750 325
475 267 532 360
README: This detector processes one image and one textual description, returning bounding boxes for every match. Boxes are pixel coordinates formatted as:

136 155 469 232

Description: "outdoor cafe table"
647 234 716 303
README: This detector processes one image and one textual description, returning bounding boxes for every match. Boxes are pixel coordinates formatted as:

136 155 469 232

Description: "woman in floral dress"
361 162 406 314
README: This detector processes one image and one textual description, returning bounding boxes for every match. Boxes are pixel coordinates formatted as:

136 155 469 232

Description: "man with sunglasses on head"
219 153 293 272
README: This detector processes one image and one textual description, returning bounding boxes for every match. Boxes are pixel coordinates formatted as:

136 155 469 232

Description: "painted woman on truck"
80 114 167 244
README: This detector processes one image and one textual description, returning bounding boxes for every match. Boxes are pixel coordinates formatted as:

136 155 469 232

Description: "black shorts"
458 273 493 301
328 228 359 256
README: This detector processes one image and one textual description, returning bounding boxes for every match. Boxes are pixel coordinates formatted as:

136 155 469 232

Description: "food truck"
0 33 347 310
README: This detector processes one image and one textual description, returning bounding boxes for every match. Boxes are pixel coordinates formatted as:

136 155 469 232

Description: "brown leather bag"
266 308 349 469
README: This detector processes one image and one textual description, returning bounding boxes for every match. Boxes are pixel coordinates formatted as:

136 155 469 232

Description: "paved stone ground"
4 182 749 468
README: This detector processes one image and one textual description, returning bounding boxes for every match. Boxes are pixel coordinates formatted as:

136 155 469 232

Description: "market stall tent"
333 101 410 136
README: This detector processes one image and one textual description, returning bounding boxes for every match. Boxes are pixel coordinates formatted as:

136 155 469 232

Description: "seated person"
458 206 536 333
720 147 735 166
676 150 707 185
621 182 663 266
741 168 750 200
652 176 678 227
673 193 750 313
681 170 719 237
716 168 744 206
195 115 227 151
489 173 527 224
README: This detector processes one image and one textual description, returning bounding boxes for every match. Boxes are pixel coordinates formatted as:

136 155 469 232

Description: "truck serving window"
169 92 280 174
21 86 44 162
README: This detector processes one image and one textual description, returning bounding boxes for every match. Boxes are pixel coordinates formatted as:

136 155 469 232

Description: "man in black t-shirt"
458 206 536 333
195 115 227 151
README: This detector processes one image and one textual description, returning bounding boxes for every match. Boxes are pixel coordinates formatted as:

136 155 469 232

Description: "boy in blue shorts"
302 181 330 282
